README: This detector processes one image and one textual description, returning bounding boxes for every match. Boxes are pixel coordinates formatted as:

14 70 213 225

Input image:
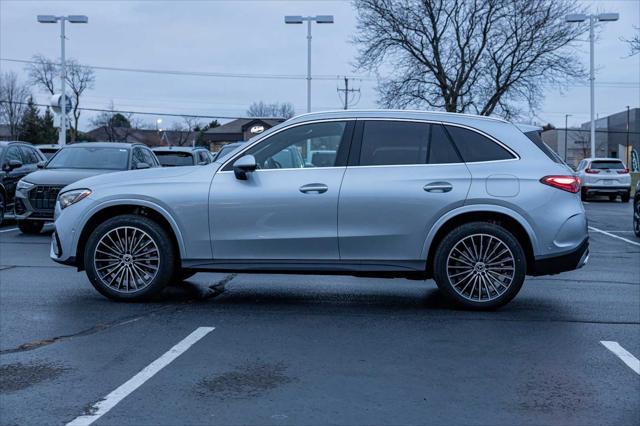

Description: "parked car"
634 180 640 238
0 141 46 225
152 146 214 167
212 142 245 161
51 110 588 309
15 142 159 234
37 144 62 159
576 158 631 202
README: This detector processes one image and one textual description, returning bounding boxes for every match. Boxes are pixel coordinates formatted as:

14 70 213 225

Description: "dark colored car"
634 180 640 238
152 146 213 167
0 141 46 225
14 142 159 234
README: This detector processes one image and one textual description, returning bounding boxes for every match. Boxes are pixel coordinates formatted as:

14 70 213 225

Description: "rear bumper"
583 185 630 195
530 238 589 276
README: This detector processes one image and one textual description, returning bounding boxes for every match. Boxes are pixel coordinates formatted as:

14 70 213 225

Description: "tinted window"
360 121 429 166
239 121 347 170
524 130 564 164
197 151 210 164
428 124 461 164
20 146 41 164
4 146 22 164
46 147 129 170
141 149 158 167
590 160 625 170
445 126 514 162
156 151 194 166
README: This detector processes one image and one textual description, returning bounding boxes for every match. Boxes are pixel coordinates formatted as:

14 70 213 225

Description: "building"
542 107 639 170
201 118 284 152
0 124 13 141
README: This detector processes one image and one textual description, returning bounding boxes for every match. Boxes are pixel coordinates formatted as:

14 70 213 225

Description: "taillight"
617 168 629 174
540 175 581 193
585 168 600 174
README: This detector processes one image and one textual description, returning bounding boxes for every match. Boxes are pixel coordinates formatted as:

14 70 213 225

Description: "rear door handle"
423 182 453 193
299 183 328 194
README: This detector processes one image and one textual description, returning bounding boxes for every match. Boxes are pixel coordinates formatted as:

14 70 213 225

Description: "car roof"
290 109 509 124
152 146 202 153
62 142 144 149
37 144 62 149
0 140 34 147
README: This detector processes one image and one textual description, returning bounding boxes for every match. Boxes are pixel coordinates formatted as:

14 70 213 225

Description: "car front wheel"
84 214 176 301
433 222 526 310
18 220 44 234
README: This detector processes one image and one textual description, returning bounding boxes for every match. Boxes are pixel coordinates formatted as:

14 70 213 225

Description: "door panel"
338 164 471 261
210 168 345 260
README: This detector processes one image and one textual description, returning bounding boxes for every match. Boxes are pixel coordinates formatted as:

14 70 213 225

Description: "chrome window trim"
219 118 356 171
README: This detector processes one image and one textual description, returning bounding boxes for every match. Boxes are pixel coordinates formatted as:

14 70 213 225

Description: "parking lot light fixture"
565 12 619 159
37 14 89 146
284 14 335 113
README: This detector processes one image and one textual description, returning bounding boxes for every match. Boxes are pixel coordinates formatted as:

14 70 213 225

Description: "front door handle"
299 183 328 194
423 182 453 193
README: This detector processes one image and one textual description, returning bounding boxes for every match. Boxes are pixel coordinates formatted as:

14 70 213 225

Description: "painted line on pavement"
66 326 215 426
0 227 18 233
600 341 640 375
588 226 640 247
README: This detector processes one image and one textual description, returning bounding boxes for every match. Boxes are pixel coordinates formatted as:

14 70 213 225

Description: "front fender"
420 204 539 260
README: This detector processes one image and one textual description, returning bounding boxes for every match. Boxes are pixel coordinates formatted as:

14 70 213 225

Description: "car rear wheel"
634 199 640 238
580 188 588 202
0 192 5 226
84 214 176 301
18 220 44 234
609 195 618 202
433 222 526 310
621 191 630 203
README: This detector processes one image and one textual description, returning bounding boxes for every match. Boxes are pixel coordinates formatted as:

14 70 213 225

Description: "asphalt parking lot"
0 200 638 426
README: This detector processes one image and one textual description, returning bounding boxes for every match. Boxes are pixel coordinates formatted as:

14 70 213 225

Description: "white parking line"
588 226 640 247
0 227 18 233
66 326 215 426
600 341 640 375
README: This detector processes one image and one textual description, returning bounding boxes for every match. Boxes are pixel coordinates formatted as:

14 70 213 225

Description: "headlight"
58 189 92 210
17 180 35 192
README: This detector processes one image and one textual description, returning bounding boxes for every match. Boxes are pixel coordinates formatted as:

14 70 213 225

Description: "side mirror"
37 161 46 169
5 159 23 171
233 155 257 180
136 162 151 169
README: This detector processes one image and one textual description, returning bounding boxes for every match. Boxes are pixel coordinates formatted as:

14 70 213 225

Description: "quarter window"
359 121 429 166
227 121 348 170
445 125 514 162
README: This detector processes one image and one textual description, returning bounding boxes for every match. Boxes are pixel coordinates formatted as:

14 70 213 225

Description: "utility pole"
564 114 571 162
337 77 361 110
626 106 630 166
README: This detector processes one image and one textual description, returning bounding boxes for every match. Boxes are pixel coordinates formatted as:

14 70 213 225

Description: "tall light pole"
37 14 88 146
564 114 572 162
284 15 334 113
565 12 619 158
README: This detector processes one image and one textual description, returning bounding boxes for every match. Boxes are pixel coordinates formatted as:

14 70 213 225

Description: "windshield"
46 147 129 170
155 151 194 167
590 160 625 170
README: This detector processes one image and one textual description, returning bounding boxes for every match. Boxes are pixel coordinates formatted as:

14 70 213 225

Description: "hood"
22 168 112 186
62 164 215 192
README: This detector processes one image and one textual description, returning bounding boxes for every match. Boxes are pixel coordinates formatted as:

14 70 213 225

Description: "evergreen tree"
40 108 58 144
18 97 41 143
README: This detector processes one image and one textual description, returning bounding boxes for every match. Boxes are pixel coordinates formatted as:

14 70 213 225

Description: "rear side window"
590 160 625 170
360 121 429 166
445 125 514 162
428 124 461 164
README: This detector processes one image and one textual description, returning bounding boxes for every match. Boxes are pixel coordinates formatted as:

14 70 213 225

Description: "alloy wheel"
446 233 515 302
93 226 160 293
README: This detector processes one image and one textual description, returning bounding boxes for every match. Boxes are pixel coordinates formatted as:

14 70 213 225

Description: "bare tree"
625 26 640 56
247 101 295 119
353 0 587 118
0 71 31 139
26 55 95 141
90 101 137 142
168 116 202 146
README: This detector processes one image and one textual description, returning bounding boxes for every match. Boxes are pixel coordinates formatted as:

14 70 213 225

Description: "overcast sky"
1 0 638 130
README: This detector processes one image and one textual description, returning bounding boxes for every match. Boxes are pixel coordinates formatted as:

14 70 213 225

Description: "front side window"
4 146 23 165
46 147 129 170
141 148 158 167
445 125 515 162
227 121 347 170
20 146 41 164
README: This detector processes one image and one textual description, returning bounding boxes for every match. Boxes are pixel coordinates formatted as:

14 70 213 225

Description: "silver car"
575 157 632 202
51 110 588 309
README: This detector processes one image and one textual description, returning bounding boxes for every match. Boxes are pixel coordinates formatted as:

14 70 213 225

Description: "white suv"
576 158 631 202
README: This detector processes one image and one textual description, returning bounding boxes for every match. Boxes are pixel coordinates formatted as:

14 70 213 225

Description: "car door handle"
299 183 328 194
423 182 453 193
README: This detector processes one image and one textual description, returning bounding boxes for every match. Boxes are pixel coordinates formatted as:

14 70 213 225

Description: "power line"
337 77 361 109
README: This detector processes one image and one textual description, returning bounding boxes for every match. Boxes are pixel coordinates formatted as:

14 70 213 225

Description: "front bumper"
530 238 589 276
14 186 60 221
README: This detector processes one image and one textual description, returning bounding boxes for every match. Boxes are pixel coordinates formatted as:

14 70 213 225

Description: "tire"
621 192 630 203
0 192 5 226
581 188 588 202
18 220 44 234
609 194 618 202
634 199 640 238
84 214 176 301
432 222 526 310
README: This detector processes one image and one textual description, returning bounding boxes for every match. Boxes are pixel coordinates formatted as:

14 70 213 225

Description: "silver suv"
51 110 588 309
575 158 631 202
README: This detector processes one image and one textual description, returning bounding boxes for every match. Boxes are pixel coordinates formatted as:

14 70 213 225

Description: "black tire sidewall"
433 222 526 310
18 220 44 234
84 214 176 301
0 192 4 226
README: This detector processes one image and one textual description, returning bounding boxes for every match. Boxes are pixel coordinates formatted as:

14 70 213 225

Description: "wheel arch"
74 200 186 270
423 205 538 275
